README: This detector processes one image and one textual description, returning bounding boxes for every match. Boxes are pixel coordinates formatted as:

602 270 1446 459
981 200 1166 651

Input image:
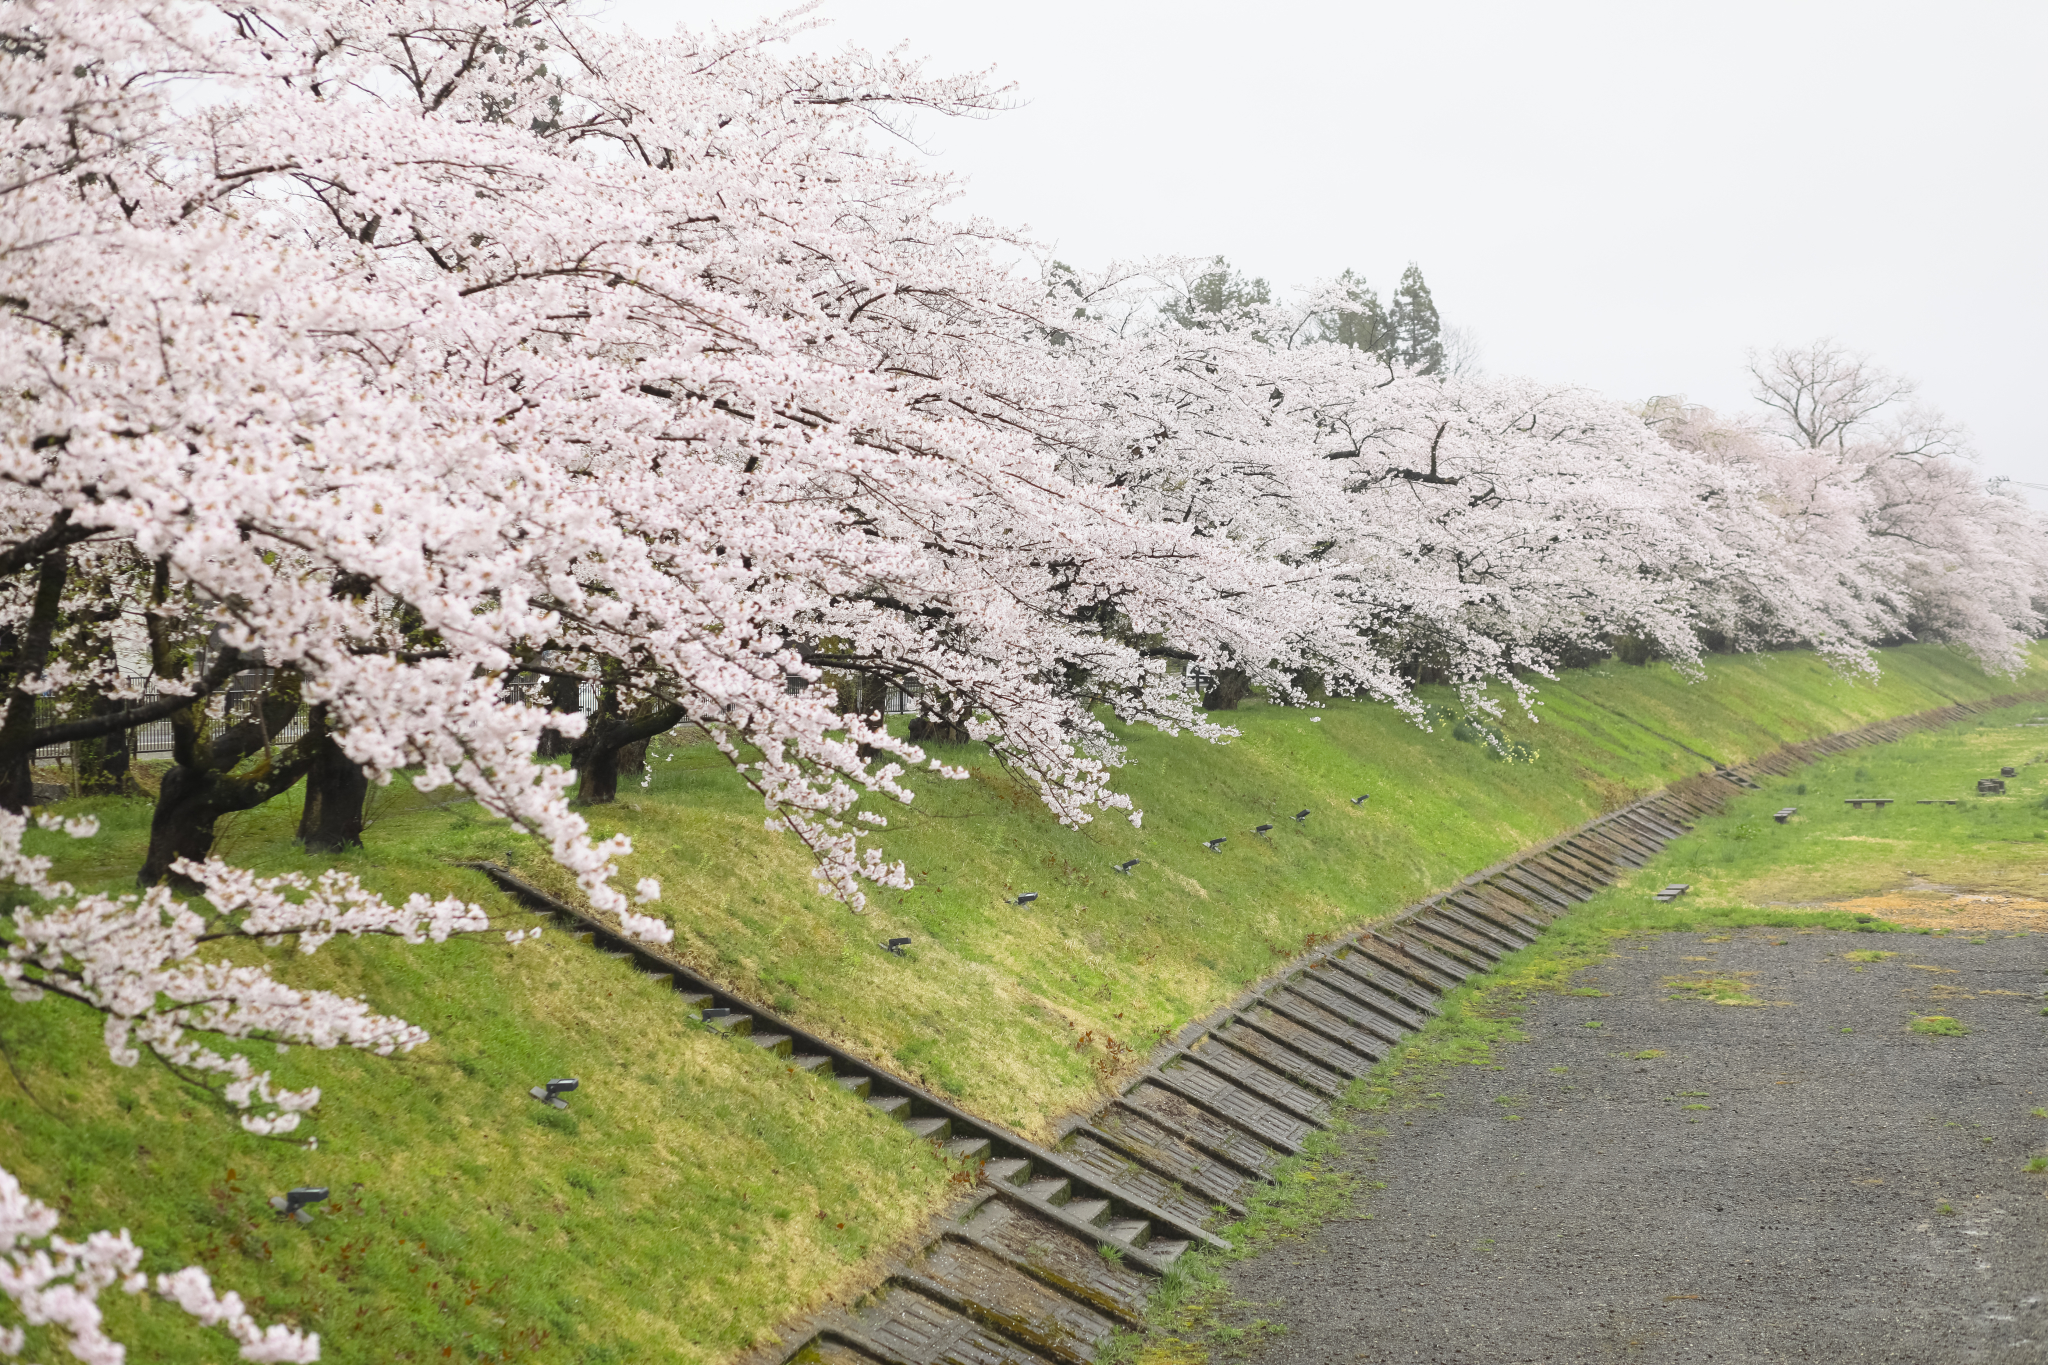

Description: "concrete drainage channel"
468 693 2042 1365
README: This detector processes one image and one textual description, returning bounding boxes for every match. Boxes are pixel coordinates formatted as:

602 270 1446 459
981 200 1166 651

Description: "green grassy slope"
1 643 2039 1363
1122 698 2048 1365
535 644 2046 1131
1620 702 2048 916
0 832 963 1364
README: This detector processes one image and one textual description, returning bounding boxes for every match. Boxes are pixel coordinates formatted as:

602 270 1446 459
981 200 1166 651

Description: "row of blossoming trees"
4 0 2044 1357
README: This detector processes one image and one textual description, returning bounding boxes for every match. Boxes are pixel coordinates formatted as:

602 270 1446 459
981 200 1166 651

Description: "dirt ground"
1225 929 2048 1364
1779 882 2048 935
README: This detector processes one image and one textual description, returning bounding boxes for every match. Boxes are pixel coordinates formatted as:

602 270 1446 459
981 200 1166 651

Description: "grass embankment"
2 644 2041 1363
1118 698 2048 1365
0 839 961 1364
531 643 2044 1130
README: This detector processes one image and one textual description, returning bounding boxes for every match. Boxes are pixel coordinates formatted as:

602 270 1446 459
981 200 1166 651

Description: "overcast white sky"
606 0 2048 487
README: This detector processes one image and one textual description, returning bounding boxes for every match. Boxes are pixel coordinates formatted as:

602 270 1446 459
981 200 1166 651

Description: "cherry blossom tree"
0 0 1275 918
1045 268 1811 719
1 1161 319 1363
9 3 2044 1358
1649 342 2048 674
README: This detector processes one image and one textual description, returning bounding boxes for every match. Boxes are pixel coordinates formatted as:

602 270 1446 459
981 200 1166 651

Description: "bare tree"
1746 340 1917 452
1440 323 1484 378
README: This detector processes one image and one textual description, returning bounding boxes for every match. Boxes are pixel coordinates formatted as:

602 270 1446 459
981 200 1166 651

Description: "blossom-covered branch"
0 1162 318 1362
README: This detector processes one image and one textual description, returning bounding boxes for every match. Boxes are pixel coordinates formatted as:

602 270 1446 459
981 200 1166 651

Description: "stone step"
1424 907 1517 955
1494 866 1577 910
1312 959 1431 1031
1148 1237 1192 1265
984 1157 1033 1186
942 1136 992 1162
903 1116 951 1141
1526 856 1599 899
1353 936 1458 995
868 1094 911 1121
705 1011 753 1037
1267 988 1400 1060
1375 932 1472 985
897 1240 1122 1362
750 1032 794 1058
1450 889 1547 937
1402 921 1494 969
1329 946 1445 1014
1057 1130 1236 1232
1064 1197 1113 1227
957 1200 1154 1322
1476 873 1571 914
679 991 714 1011
1023 1176 1072 1205
1182 1041 1330 1122
850 1282 1090 1365
1102 1217 1153 1247
1084 1109 1252 1213
1153 1061 1314 1154
1542 847 1615 885
642 972 673 990
1477 878 1561 923
1277 980 1405 1049
791 1053 833 1076
1240 1004 1378 1077
837 1074 872 1100
1215 1021 1346 1095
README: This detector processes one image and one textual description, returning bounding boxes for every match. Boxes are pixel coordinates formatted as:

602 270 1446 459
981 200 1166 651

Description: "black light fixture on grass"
1252 823 1274 837
530 1078 579 1109
270 1187 329 1225
702 1007 733 1020
1011 892 1039 906
883 936 912 956
1293 809 1310 823
1113 859 1140 875
1350 794 1370 806
1203 838 1226 852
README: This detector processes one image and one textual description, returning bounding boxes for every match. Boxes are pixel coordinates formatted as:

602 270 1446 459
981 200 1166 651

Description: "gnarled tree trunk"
141 677 318 887
139 582 319 887
296 705 367 853
570 674 683 805
537 671 583 758
0 546 68 811
72 695 132 795
1201 668 1252 711
906 689 973 744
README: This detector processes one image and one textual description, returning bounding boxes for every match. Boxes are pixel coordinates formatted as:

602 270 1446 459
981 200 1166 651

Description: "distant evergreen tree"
1321 269 1392 357
1389 263 1443 375
1163 256 1270 330
1045 259 1091 347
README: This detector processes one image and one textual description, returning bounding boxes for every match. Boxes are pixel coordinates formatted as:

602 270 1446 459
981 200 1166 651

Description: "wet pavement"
1227 929 2048 1364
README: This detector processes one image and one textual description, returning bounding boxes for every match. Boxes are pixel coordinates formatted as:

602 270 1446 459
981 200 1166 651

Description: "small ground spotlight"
270 1187 329 1225
530 1078 579 1110
1203 838 1226 852
1011 892 1039 906
1113 859 1140 875
1252 823 1274 837
1293 809 1310 823
884 936 912 956
1351 794 1370 806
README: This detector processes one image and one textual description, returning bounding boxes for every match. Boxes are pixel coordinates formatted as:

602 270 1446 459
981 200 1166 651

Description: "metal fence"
33 680 306 767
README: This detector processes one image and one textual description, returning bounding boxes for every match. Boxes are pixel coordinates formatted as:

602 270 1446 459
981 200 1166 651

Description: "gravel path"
1226 929 2048 1364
